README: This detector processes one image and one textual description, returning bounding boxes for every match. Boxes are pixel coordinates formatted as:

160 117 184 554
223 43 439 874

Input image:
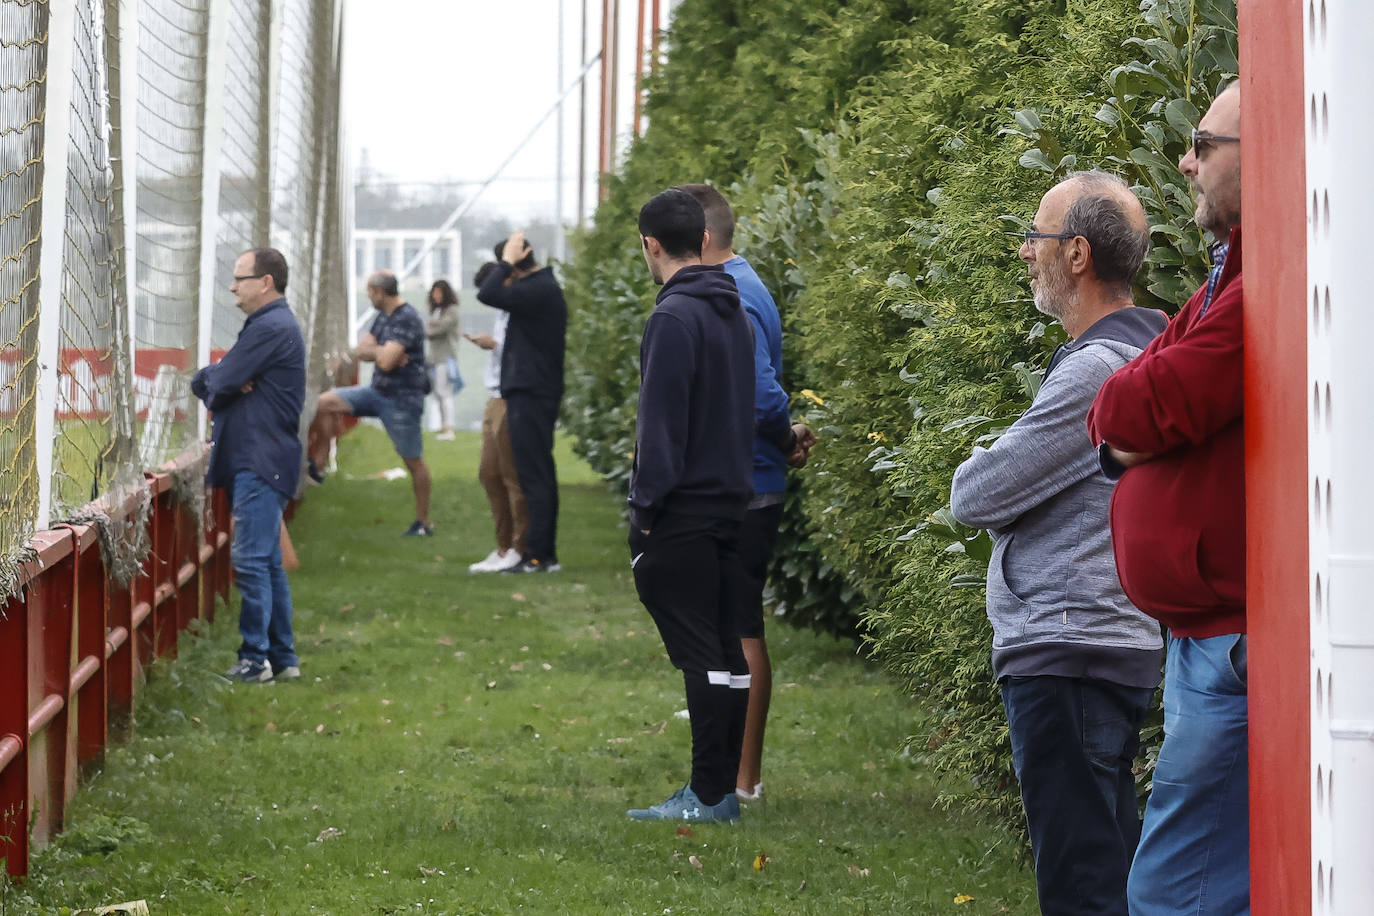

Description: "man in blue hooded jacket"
681 184 815 803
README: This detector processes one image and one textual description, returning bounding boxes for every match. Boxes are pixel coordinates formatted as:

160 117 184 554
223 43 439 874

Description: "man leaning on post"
192 247 306 685
950 170 1166 915
1088 81 1249 916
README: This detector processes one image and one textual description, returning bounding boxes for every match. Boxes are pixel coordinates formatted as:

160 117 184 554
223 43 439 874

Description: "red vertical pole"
0 589 29 876
597 0 612 196
650 0 661 68
632 0 645 137
1240 0 1311 912
71 528 108 768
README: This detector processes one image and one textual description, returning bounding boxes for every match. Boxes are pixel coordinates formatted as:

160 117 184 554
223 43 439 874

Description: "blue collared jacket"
191 298 306 500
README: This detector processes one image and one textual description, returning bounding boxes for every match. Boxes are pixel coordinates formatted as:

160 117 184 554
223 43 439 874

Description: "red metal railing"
0 446 232 877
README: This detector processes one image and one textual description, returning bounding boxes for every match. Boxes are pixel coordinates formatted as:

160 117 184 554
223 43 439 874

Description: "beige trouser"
478 397 527 555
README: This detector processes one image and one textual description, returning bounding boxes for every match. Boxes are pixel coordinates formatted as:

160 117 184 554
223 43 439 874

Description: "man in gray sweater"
950 171 1165 916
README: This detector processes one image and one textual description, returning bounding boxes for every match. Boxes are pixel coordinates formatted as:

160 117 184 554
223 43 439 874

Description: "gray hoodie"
950 307 1167 688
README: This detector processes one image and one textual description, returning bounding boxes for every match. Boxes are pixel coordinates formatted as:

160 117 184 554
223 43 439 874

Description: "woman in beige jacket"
425 279 463 439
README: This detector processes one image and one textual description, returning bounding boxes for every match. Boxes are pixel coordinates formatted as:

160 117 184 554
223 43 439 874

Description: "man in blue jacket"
625 188 755 823
192 248 306 684
682 184 815 804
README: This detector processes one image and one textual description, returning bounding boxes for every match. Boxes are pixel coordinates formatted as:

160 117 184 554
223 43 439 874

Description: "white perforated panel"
1306 2 1374 913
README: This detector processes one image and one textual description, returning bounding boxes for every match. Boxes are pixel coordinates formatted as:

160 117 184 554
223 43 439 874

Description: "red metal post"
68 525 109 769
0 588 29 876
632 0 646 137
1240 1 1311 912
25 530 78 850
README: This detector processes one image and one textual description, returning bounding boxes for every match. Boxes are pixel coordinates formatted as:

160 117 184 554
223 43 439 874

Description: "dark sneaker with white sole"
402 521 434 537
503 557 560 574
223 659 273 683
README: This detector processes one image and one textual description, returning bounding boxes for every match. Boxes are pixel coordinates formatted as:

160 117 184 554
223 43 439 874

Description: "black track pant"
505 392 560 562
630 511 750 805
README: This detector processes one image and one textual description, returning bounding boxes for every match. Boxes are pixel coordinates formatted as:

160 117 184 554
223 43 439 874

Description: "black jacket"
627 264 755 531
476 262 567 399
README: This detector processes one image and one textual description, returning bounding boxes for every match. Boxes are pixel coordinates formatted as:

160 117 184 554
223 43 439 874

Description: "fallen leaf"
509 662 525 671
435 636 454 646
191 716 202 725
954 894 976 904
440 820 456 831
485 681 497 689
315 724 324 734
541 662 552 671
643 720 668 735
689 855 704 873
676 826 694 838
607 737 632 744
240 873 256 884
862 761 877 771
265 722 277 733
753 854 769 872
418 865 440 877
796 880 807 893
847 864 870 878
432 555 443 562
510 593 526 602
316 827 344 842
381 698 392 706
338 603 355 612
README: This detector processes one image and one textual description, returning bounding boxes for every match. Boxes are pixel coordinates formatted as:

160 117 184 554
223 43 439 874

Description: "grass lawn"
10 426 1036 915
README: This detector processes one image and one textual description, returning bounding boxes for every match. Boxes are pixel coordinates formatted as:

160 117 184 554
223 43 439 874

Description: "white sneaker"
736 782 765 804
435 430 456 441
490 549 524 571
468 549 504 573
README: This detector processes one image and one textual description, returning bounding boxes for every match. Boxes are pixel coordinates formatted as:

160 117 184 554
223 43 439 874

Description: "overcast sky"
343 0 606 223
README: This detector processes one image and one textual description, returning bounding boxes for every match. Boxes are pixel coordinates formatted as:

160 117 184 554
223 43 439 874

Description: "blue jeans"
334 384 424 459
1129 634 1249 916
1002 676 1154 915
231 472 298 670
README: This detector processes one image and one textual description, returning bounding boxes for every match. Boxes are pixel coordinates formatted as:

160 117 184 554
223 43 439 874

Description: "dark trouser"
505 392 560 562
1001 675 1153 916
630 511 750 805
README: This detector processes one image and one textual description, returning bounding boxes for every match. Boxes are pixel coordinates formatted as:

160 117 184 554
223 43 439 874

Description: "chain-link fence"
0 0 349 598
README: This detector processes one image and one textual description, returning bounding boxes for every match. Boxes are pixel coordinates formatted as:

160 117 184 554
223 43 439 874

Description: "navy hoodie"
628 263 754 531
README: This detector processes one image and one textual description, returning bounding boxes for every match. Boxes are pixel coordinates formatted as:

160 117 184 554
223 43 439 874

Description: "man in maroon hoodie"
1086 82 1246 915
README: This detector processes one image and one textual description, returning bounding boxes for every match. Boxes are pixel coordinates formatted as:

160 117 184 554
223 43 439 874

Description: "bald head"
1053 170 1150 288
368 270 399 297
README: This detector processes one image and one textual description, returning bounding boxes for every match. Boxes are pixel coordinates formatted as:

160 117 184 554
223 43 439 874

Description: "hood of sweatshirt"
1044 306 1168 381
656 263 740 317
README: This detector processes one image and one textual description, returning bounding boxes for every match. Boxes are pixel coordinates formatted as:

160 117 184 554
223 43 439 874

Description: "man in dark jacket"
476 233 567 572
625 188 755 823
191 248 305 684
1088 82 1247 916
952 171 1165 915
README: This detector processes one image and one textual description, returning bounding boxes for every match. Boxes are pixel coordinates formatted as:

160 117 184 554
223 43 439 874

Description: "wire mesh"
134 0 209 468
50 0 125 517
1 0 347 596
211 0 269 351
0 0 47 595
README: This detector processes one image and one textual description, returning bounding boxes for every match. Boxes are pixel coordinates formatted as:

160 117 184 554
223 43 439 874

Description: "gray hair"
1060 169 1149 288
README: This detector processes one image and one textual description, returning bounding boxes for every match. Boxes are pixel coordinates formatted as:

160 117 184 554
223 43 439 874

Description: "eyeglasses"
1190 129 1240 155
232 273 266 282
1020 230 1080 243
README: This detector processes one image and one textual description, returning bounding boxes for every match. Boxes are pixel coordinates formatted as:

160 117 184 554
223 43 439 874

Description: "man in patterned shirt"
313 270 435 536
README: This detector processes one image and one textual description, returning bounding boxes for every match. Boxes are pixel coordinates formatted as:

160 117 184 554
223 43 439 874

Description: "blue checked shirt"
1199 241 1230 318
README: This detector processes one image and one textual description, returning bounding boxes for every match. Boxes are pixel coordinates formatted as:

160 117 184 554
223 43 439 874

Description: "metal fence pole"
33 0 79 532
196 0 232 437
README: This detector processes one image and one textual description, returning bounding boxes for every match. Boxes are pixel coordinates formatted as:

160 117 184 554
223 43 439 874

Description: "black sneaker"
402 520 434 537
307 458 326 485
504 557 561 574
223 659 273 683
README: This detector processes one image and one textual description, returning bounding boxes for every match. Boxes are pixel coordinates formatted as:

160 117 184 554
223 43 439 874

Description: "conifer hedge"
563 0 1237 828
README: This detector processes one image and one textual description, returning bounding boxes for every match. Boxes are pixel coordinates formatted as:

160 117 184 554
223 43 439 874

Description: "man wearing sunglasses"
192 248 306 684
951 170 1165 915
1088 81 1247 916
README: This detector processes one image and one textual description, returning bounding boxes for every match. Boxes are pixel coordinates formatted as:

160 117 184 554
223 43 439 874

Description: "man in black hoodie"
625 188 755 823
476 231 567 573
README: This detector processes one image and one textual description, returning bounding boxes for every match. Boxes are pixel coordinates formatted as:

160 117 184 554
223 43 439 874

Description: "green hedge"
563 0 1237 828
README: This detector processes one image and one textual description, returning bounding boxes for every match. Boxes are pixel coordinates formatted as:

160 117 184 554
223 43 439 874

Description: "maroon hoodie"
1086 227 1244 638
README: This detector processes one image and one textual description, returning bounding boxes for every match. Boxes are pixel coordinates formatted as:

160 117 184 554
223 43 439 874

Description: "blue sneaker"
627 785 741 823
402 520 434 537
223 659 272 683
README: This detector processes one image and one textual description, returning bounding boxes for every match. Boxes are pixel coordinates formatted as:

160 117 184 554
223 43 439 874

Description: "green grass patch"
11 427 1035 915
